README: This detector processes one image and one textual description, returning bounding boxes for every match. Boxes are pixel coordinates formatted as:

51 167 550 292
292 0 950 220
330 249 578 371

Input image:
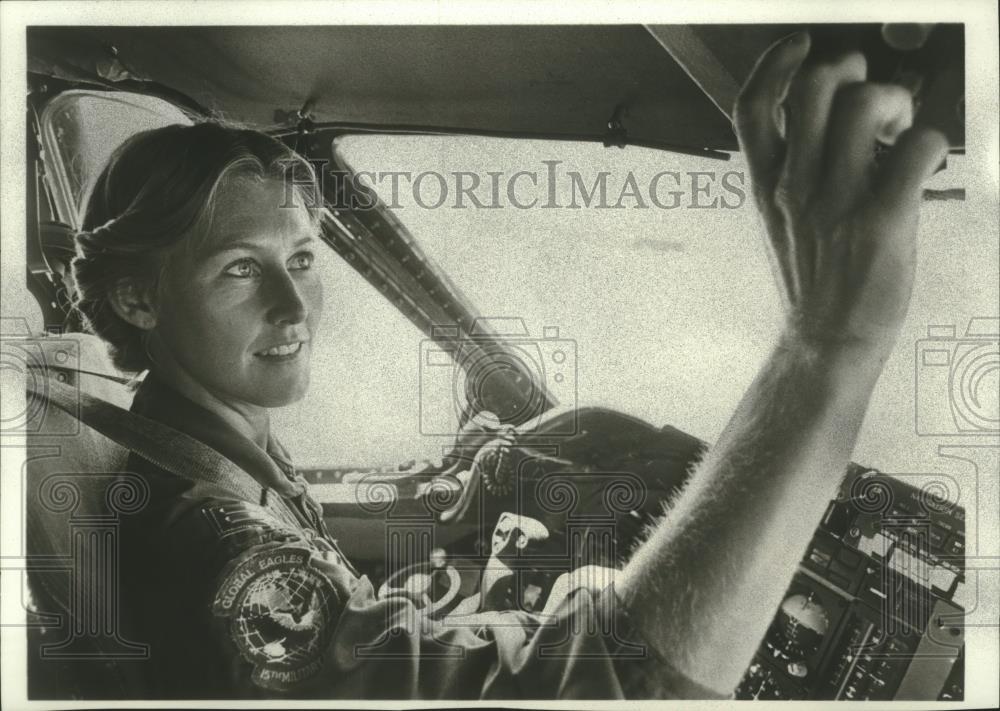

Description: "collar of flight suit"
129 371 308 501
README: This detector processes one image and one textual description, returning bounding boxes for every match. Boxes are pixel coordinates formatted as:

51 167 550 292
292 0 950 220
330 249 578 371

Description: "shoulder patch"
212 543 341 691
202 501 300 541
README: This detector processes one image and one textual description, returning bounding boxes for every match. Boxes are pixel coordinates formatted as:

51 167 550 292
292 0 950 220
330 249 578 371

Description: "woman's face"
151 178 324 409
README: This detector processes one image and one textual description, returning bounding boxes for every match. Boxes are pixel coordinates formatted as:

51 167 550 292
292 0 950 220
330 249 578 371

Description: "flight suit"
118 373 719 699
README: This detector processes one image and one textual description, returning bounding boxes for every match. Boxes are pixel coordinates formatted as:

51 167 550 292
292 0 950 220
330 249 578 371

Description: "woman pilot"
71 122 667 700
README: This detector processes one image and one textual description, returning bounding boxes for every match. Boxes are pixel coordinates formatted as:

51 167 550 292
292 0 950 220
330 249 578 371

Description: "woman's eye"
223 258 260 278
288 251 314 270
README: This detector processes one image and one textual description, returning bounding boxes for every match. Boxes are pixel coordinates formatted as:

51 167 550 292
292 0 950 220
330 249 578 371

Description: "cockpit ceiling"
27 25 746 153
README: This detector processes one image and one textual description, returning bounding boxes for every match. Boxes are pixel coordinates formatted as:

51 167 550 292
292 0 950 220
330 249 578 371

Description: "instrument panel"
734 464 965 700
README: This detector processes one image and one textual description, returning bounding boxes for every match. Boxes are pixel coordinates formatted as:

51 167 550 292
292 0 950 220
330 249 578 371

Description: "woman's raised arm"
614 32 949 696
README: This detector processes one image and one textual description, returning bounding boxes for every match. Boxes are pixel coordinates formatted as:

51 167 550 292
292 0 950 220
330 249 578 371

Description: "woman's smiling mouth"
254 341 305 359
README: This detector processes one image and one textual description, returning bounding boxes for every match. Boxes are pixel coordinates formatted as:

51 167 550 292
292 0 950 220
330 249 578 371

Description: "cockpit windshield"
334 134 994 475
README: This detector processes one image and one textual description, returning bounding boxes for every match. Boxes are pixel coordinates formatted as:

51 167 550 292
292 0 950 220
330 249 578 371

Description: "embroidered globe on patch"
236 566 327 664
213 545 339 691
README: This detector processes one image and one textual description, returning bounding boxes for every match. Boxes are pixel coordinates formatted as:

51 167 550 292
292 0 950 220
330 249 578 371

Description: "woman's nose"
265 270 308 325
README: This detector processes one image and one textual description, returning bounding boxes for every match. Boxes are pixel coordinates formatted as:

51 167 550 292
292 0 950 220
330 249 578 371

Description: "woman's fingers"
734 32 811 305
734 31 812 199
823 82 915 210
876 126 950 211
773 54 867 302
781 52 867 204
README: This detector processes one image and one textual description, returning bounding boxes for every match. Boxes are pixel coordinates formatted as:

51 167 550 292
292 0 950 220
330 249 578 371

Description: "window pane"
41 91 192 227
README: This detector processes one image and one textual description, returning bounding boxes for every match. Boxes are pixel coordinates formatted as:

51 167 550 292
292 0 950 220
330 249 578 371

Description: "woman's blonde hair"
72 122 325 372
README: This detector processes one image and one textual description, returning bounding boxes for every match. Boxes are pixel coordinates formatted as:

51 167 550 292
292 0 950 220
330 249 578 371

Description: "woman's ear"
108 279 157 331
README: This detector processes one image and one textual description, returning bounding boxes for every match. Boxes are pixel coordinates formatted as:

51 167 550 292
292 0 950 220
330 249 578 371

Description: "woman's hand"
734 32 949 356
